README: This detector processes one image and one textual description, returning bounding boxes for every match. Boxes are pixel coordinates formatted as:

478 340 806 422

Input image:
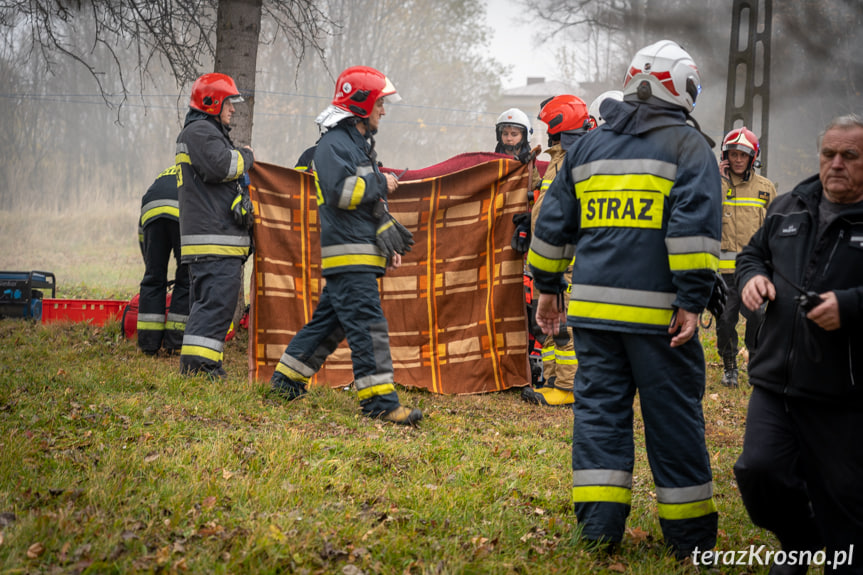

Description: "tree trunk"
214 0 262 337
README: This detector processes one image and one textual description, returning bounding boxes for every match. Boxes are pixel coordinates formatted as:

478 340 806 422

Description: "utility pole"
723 0 772 175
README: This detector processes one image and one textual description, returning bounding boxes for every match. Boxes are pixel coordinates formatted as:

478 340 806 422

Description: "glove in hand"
376 212 414 260
232 191 255 229
706 273 728 319
510 212 531 253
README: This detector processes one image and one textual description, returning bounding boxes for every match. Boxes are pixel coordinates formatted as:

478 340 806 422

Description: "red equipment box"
41 299 126 326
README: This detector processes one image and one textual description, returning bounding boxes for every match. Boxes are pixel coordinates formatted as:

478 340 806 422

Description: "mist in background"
0 0 860 286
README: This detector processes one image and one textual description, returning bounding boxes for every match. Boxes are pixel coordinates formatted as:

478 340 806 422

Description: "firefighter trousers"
139 218 189 353
180 257 242 377
734 387 863 573
274 272 401 416
716 272 763 360
570 327 717 558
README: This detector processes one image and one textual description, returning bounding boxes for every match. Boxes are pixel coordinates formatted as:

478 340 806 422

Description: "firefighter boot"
380 405 423 426
270 372 308 400
521 380 574 406
721 354 739 388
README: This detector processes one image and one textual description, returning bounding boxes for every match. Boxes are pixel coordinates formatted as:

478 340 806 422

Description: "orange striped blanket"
248 153 532 394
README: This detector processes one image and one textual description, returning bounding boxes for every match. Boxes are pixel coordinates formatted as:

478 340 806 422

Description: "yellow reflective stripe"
569 300 674 326
377 219 395 234
527 250 571 274
275 363 311 384
165 321 185 331
572 485 632 505
657 498 718 520
357 383 397 401
668 252 719 272
137 321 165 331
181 345 223 362
181 245 250 257
723 198 767 207
541 179 552 192
321 253 387 270
576 173 674 197
141 205 180 226
175 153 191 165
555 350 578 365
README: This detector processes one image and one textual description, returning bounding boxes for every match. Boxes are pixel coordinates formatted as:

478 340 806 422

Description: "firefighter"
587 90 623 129
269 66 422 426
716 127 776 387
137 165 189 354
495 107 534 162
528 40 721 557
175 72 255 378
521 94 591 407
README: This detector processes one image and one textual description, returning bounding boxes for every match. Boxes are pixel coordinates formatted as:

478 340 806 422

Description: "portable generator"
0 271 56 320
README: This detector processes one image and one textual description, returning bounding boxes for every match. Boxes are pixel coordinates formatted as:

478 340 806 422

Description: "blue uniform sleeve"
314 130 386 211
665 131 722 313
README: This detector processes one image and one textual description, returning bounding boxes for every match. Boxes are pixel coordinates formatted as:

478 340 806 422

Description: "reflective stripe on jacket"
528 100 721 334
175 112 253 262
719 171 776 273
313 122 389 277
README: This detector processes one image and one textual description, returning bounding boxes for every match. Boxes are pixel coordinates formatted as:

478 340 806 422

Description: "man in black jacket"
734 114 863 574
175 72 255 378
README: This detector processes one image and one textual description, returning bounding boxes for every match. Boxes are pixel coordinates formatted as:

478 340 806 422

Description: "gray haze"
0 0 861 276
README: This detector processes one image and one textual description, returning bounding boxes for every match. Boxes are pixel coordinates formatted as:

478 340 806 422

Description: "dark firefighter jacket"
736 174 863 406
138 165 180 248
528 100 722 334
175 110 254 262
313 121 390 277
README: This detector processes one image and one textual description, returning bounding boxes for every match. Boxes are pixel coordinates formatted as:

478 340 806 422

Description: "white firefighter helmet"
495 108 533 136
622 40 701 112
588 90 624 128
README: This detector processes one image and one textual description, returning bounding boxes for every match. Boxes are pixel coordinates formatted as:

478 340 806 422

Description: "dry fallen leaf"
27 542 45 558
202 496 217 509
143 452 160 463
626 526 649 543
608 561 626 572
222 469 235 480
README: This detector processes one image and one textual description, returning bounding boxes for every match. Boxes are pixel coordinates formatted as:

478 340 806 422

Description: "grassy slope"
0 209 776 573
0 319 776 574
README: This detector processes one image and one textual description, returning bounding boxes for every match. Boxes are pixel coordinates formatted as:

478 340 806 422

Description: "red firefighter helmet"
538 95 591 135
189 73 243 116
332 66 401 118
722 126 760 164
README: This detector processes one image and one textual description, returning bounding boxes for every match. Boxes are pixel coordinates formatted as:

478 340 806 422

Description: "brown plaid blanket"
248 153 532 394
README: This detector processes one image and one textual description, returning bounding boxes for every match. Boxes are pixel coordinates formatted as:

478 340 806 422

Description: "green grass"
0 318 777 574
0 208 777 573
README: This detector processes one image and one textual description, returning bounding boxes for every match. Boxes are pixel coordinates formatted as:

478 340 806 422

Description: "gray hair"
819 113 863 147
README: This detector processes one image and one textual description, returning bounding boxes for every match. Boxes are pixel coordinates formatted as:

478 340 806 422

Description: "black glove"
510 212 531 253
706 273 728 319
232 191 254 229
376 212 414 261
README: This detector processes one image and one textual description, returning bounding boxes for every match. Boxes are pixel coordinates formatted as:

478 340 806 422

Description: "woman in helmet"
175 72 255 378
494 108 533 162
269 66 422 426
520 94 591 408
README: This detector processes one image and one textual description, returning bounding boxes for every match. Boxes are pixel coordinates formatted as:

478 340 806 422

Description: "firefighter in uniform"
528 40 721 557
521 95 591 407
175 72 255 378
269 66 422 426
587 90 623 130
716 127 776 387
137 165 189 354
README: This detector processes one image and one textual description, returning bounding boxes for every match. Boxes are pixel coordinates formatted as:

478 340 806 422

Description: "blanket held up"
248 152 532 394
